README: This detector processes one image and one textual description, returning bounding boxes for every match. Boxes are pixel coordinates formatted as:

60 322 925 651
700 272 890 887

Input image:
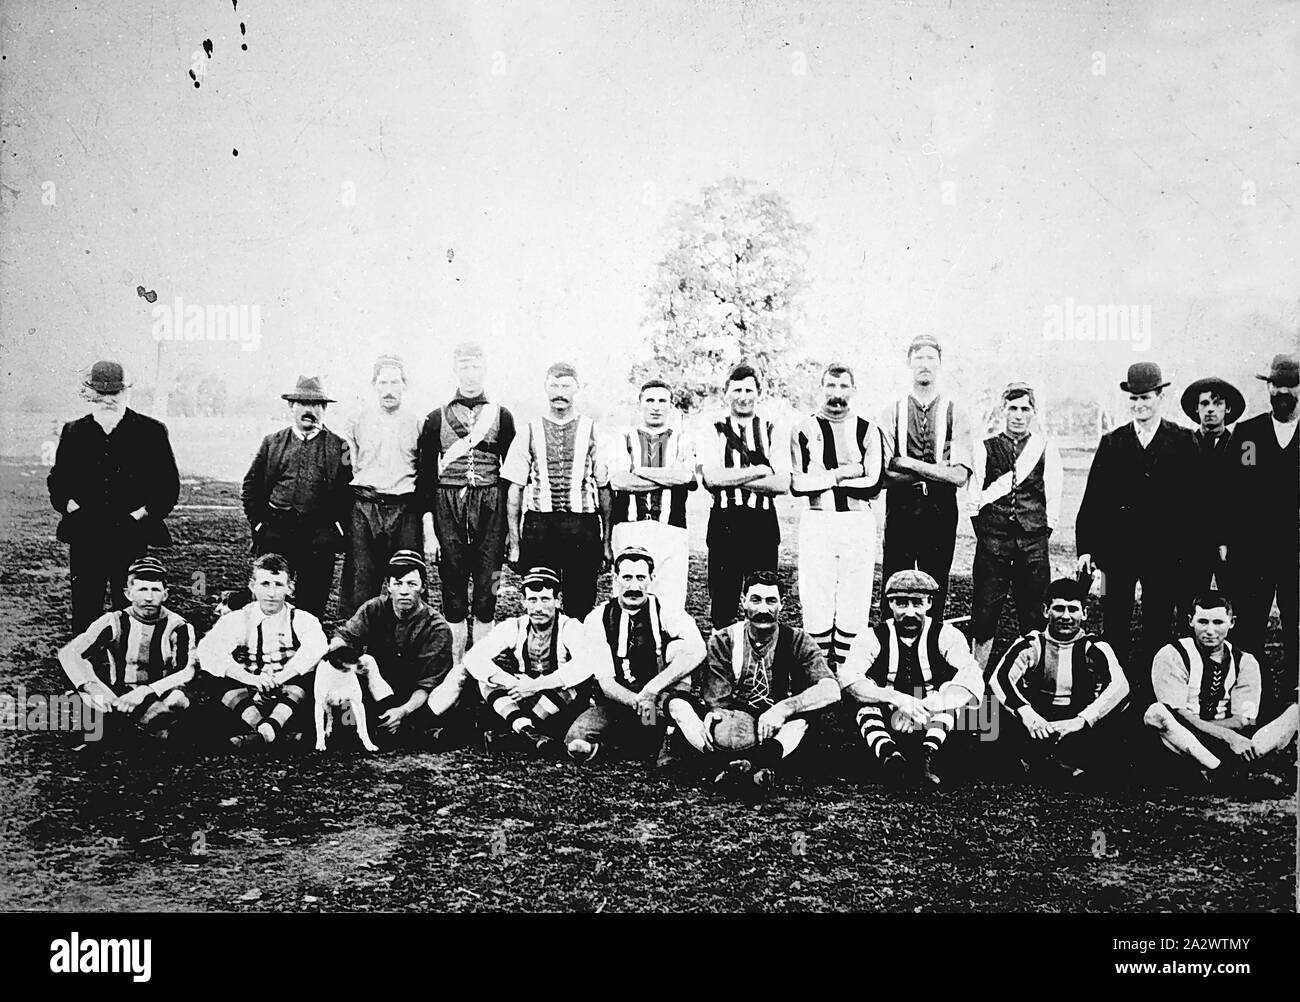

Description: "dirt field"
0 459 1294 913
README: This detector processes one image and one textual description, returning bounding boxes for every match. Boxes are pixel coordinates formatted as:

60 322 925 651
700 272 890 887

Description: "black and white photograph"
0 0 1296 960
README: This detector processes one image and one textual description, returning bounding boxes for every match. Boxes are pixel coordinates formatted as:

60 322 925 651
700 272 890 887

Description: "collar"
1193 640 1229 664
816 407 855 423
1044 629 1084 649
1132 418 1160 441
636 424 673 437
126 606 166 626
544 412 578 427
291 425 322 441
89 407 132 433
451 392 487 408
909 393 940 412
744 622 778 648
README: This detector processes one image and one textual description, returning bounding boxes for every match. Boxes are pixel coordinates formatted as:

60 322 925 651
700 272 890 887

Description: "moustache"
827 398 848 407
750 613 776 622
623 590 644 599
550 396 570 404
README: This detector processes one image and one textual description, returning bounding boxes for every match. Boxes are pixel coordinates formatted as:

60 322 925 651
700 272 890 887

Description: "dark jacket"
47 409 180 547
241 427 352 549
1228 413 1298 559
1075 418 1196 568
1191 428 1235 550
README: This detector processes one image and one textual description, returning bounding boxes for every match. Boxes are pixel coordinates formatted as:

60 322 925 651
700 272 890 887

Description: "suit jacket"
1228 413 1298 559
47 409 180 548
241 426 352 549
1191 428 1236 550
1075 418 1196 569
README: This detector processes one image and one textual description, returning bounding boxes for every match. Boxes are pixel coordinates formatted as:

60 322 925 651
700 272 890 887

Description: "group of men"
45 340 1300 793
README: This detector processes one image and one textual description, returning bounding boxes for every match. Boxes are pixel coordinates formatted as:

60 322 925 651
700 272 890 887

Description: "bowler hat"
281 375 335 403
1119 361 1170 395
1180 377 1245 425
84 360 130 394
1257 353 1299 388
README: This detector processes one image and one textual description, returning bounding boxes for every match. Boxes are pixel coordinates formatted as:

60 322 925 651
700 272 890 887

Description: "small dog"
314 650 379 753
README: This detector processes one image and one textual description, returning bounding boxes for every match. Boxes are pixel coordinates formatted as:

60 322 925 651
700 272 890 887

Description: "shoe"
713 757 754 789
918 747 942 788
654 729 678 769
878 751 909 789
532 732 560 758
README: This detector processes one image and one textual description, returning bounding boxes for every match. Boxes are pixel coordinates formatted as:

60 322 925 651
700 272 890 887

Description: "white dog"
314 655 380 753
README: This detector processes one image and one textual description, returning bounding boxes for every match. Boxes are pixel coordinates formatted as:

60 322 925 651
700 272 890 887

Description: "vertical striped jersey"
501 414 607 513
789 412 883 510
707 414 780 510
196 602 329 681
989 630 1127 725
461 613 593 690
1151 638 1261 724
609 426 697 527
65 607 195 690
837 619 984 701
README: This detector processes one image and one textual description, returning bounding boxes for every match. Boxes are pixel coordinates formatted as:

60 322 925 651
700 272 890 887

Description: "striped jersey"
461 613 593 690
609 426 697 527
196 601 329 681
707 414 780 511
837 618 984 701
64 607 194 690
990 630 1127 725
501 414 607 513
1151 638 1261 724
790 411 883 510
582 595 706 690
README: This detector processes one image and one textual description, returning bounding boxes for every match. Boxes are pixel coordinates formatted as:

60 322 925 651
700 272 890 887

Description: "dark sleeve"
413 618 454 690
150 422 181 520
242 435 271 527
1075 434 1110 559
47 421 74 514
496 406 516 457
793 630 833 690
415 410 440 514
695 630 737 707
335 601 374 651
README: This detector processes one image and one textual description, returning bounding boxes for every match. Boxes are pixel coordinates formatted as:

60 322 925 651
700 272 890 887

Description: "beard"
1271 394 1297 419
895 617 923 636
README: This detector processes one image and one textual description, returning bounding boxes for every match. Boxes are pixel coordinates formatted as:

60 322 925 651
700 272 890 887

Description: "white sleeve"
281 611 329 679
581 608 617 681
552 618 597 689
836 628 879 688
463 620 518 682
937 624 984 701
661 603 706 666
196 610 246 679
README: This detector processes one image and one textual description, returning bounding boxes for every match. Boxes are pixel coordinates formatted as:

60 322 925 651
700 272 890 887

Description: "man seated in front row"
57 556 198 743
566 546 706 763
196 553 329 748
665 570 840 794
989 578 1128 784
1144 592 1298 787
320 549 467 749
837 570 984 789
460 566 594 756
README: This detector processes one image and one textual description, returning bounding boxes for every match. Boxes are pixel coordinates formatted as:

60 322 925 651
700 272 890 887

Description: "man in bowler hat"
1177 375 1245 621
1076 361 1196 708
48 361 180 632
1227 353 1299 711
241 376 353 619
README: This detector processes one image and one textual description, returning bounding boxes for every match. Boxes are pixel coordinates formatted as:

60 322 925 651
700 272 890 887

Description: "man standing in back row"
700 363 790 630
417 342 516 664
878 335 973 625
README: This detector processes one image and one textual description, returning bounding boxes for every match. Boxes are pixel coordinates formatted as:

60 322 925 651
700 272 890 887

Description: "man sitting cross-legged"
1144 591 1298 788
989 578 1129 785
57 556 198 745
196 553 329 749
461 566 594 756
565 546 706 763
665 570 840 795
320 550 468 749
837 570 984 789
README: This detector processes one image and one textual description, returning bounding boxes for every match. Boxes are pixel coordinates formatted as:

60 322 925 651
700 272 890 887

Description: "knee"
1142 702 1171 731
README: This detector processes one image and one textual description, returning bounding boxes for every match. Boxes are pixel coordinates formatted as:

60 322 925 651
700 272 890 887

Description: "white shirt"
291 425 323 442
1132 420 1158 449
1272 417 1298 449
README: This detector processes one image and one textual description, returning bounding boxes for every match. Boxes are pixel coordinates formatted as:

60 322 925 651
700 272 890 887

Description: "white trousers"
611 520 690 612
797 507 877 663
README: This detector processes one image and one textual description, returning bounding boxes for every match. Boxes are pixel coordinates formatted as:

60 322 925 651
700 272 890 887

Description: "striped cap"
907 334 943 358
520 566 561 592
126 556 167 581
372 354 406 382
884 569 939 597
1001 380 1036 406
387 549 427 580
613 545 655 574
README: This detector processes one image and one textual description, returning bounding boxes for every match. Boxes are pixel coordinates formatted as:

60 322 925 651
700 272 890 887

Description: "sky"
1 0 1297 427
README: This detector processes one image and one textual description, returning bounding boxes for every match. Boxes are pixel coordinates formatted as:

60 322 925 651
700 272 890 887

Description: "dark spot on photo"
203 39 213 58
136 286 158 304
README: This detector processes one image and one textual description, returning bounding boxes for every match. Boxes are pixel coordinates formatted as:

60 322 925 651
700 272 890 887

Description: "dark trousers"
881 490 959 623
434 483 508 622
255 514 338 621
1098 558 1180 710
1002 701 1116 772
519 511 603 620
1231 553 1298 713
340 493 423 619
1177 544 1228 624
706 506 780 629
68 528 147 633
970 531 1050 642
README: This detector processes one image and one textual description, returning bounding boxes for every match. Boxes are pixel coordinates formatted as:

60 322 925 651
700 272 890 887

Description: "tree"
633 177 813 411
